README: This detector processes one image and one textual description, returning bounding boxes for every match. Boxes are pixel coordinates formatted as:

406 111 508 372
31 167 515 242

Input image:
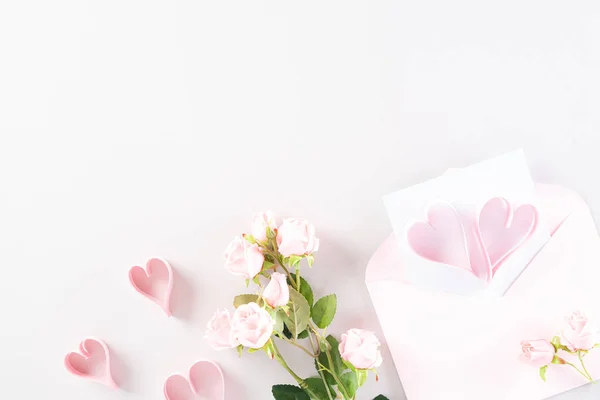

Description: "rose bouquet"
205 212 388 400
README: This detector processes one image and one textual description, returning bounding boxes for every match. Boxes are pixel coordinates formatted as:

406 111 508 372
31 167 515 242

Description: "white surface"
0 1 599 399
383 149 548 297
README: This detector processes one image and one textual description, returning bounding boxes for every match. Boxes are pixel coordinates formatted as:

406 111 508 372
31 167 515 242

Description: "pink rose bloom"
520 340 555 367
339 329 383 370
224 236 265 279
252 211 278 242
204 309 239 350
231 302 274 349
262 272 290 308
562 311 597 351
276 218 319 257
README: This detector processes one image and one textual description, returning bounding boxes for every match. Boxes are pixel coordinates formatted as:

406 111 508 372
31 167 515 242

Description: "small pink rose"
262 272 290 308
204 309 239 350
252 211 278 242
224 236 265 279
231 302 274 349
339 329 383 370
562 311 597 351
276 218 320 257
520 339 555 367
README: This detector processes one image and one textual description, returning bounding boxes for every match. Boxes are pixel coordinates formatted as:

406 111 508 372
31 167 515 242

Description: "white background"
1 1 599 399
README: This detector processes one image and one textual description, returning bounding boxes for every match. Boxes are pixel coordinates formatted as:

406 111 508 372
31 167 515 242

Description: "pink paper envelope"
366 184 600 400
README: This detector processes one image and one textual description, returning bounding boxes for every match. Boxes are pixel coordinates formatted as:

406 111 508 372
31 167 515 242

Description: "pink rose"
276 218 320 257
204 309 239 350
262 272 290 308
562 311 597 351
224 236 265 279
339 329 383 370
520 340 555 367
231 302 274 349
252 211 278 242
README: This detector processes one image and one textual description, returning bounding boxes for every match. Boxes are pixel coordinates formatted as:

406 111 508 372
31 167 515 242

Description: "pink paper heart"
129 258 174 316
478 197 538 272
64 338 118 389
407 201 472 274
164 360 225 400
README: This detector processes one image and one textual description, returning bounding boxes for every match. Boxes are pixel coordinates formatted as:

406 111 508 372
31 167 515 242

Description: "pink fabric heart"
64 338 118 389
407 201 473 274
129 258 174 316
478 197 538 273
164 360 225 400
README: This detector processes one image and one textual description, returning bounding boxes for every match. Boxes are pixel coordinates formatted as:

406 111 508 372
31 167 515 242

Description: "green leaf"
272 310 285 334
373 396 390 400
264 340 275 359
340 372 358 397
317 335 345 386
281 288 310 339
304 377 333 400
272 384 310 400
248 347 259 354
253 275 261 285
263 260 275 270
356 369 368 386
288 255 303 267
550 335 570 352
282 324 293 340
343 360 357 373
243 234 257 244
298 330 309 339
552 356 566 364
288 273 314 308
267 227 276 240
306 255 315 267
236 345 244 357
312 294 337 329
233 294 259 308
539 365 548 382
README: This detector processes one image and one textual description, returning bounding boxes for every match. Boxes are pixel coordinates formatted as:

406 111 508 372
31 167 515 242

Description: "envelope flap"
507 194 598 297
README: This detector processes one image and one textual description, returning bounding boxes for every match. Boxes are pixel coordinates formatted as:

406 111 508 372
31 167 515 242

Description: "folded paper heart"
164 360 225 400
479 197 538 273
129 257 174 316
64 338 118 389
406 201 472 272
407 197 538 280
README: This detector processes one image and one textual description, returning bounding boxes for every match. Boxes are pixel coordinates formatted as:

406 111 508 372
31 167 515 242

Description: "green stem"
565 360 593 381
266 249 346 399
271 340 321 399
318 362 351 399
323 349 351 399
277 335 316 358
308 331 334 400
578 351 595 382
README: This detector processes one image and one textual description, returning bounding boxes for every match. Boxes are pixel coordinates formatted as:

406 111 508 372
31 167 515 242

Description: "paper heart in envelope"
164 360 225 400
407 197 538 281
367 184 600 400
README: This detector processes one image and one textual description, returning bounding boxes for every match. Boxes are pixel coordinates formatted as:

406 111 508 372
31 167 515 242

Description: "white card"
383 149 550 297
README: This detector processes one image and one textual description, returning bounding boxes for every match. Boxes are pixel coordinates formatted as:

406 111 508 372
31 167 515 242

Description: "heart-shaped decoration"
129 258 174 316
64 338 118 389
478 197 538 273
407 201 473 274
164 360 225 400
